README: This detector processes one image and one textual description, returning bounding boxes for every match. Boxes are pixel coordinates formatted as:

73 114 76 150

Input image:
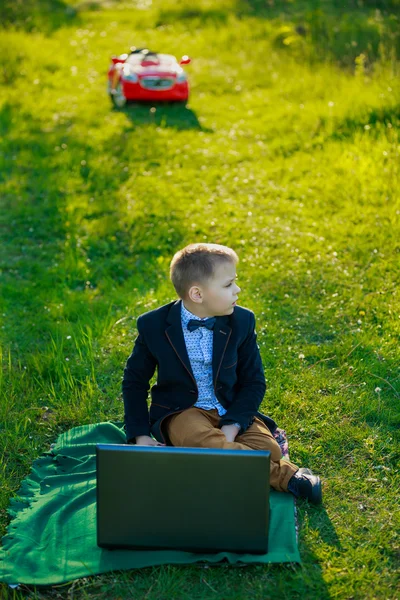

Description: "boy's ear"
188 285 202 302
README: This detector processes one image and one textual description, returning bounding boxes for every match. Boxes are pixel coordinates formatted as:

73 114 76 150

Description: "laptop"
96 444 271 554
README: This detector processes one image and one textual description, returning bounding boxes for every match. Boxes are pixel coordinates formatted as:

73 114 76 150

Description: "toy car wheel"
110 81 127 108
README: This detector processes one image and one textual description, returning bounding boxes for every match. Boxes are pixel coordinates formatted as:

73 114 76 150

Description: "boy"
122 243 322 504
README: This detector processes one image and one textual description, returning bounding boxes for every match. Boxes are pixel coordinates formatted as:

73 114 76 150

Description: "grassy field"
1 0 399 598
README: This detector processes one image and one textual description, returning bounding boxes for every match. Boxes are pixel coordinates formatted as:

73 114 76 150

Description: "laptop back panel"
96 444 270 554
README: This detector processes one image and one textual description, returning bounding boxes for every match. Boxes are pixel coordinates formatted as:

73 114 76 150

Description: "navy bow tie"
187 317 216 332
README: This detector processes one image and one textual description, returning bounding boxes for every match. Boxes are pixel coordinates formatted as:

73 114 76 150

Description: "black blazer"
122 298 277 444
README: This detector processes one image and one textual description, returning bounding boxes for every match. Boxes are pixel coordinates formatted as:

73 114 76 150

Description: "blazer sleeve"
218 312 266 433
121 316 157 442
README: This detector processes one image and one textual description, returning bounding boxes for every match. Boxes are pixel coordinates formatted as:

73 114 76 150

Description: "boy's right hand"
135 435 166 446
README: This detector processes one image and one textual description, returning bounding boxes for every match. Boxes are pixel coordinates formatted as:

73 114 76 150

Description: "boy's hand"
220 424 240 443
135 435 166 446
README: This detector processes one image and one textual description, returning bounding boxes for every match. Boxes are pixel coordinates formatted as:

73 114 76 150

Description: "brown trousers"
165 407 299 492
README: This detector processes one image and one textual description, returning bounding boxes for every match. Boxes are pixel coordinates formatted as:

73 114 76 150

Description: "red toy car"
107 47 191 108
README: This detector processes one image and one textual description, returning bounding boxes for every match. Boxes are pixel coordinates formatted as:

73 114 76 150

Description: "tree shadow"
235 0 400 21
0 99 185 353
111 101 213 133
0 98 187 548
153 0 399 69
0 0 80 34
283 102 400 158
235 0 400 67
155 6 230 27
247 101 399 169
326 104 400 143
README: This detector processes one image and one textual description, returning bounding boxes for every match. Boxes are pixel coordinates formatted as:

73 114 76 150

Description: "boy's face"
187 261 241 317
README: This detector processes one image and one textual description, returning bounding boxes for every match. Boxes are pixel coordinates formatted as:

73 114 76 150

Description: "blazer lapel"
211 317 232 389
165 299 232 389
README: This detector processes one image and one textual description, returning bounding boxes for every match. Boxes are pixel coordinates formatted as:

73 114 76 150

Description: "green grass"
0 0 399 597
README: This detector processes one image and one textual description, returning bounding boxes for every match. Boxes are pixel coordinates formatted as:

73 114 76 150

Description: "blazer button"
189 390 196 394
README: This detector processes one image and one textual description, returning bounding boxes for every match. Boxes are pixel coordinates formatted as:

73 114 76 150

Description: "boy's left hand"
220 423 240 442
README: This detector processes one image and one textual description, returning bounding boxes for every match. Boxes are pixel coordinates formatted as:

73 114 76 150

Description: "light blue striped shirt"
181 301 241 429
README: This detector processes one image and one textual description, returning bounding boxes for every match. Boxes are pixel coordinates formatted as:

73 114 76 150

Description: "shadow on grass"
0 99 186 350
156 0 400 68
111 101 213 133
241 0 400 68
327 104 400 143
2 505 337 598
267 102 399 160
235 0 400 17
156 6 230 27
0 98 188 547
0 0 80 34
186 503 341 595
298 500 342 549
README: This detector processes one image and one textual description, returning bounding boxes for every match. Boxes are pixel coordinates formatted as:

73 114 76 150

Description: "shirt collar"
181 300 212 328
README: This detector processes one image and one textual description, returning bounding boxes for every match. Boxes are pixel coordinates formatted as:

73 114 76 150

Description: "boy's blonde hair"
170 243 239 300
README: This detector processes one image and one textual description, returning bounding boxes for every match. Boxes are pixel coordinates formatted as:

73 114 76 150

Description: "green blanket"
0 422 300 586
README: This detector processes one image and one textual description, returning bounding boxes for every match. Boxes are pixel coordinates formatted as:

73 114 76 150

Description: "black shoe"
287 468 322 504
